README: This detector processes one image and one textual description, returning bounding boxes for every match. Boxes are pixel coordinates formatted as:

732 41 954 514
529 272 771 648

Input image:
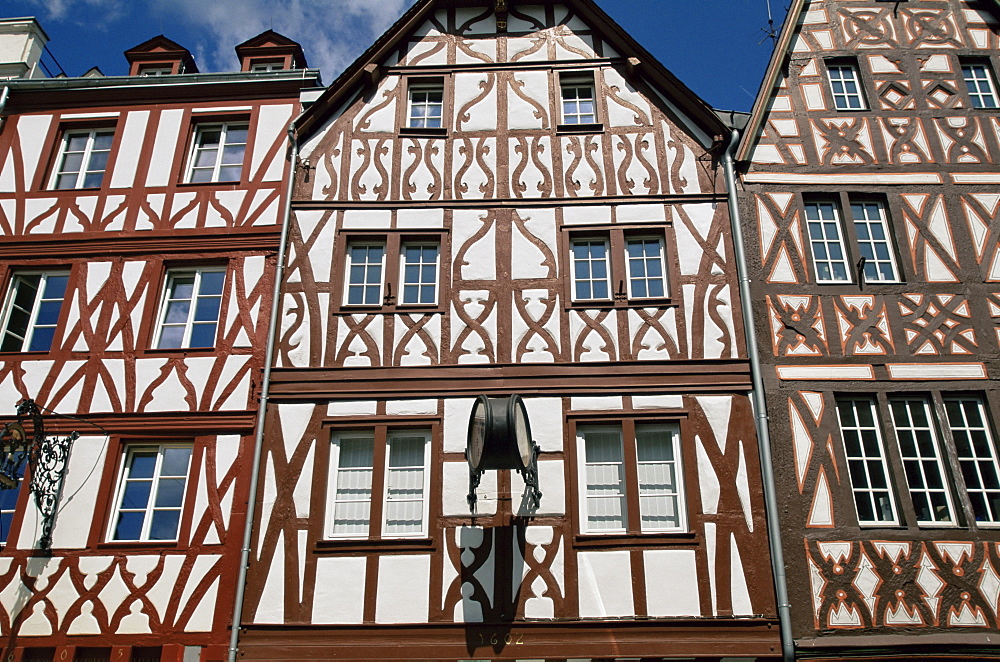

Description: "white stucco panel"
16 115 53 193
376 554 431 623
454 72 497 132
253 104 294 181
110 111 149 188
603 69 651 128
508 71 549 130
644 549 701 616
577 551 634 617
443 460 497 517
313 556 367 623
146 109 184 187
50 435 109 549
356 76 399 133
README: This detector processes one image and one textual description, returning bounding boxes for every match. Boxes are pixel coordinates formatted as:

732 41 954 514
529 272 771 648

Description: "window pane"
806 202 850 283
947 397 1000 523
148 510 181 540
582 429 626 531
890 397 954 525
837 397 897 524
112 446 191 542
636 425 681 531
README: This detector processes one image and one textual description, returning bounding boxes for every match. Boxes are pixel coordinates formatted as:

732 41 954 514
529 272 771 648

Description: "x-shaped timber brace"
0 400 76 553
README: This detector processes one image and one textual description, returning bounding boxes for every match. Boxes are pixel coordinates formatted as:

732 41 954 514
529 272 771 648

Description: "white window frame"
837 397 899 526
945 396 1000 526
50 128 115 190
108 444 193 542
560 74 598 125
624 236 668 299
326 429 431 540
399 242 440 306
407 82 444 129
153 267 226 350
185 121 249 183
805 200 851 283
344 242 386 306
575 422 686 535
890 396 957 526
570 238 612 301
850 199 899 283
827 62 866 110
138 66 174 77
0 271 69 353
381 430 432 538
249 60 285 72
962 61 999 109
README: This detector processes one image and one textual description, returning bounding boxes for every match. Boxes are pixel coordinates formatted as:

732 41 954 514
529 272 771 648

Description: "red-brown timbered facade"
0 32 319 662
739 0 1000 658
239 0 781 660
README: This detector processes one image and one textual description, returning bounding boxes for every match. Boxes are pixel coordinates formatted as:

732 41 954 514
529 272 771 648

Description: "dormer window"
138 65 174 77
249 59 286 72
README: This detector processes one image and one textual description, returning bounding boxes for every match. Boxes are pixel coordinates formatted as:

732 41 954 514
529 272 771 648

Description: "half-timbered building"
238 0 782 659
0 29 319 661
737 0 1000 658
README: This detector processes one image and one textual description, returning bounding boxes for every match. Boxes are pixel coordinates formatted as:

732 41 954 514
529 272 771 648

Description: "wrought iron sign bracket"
1 400 78 553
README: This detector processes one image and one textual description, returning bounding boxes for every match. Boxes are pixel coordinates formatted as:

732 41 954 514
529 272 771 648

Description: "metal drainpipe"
0 86 11 132
227 121 299 662
722 129 794 662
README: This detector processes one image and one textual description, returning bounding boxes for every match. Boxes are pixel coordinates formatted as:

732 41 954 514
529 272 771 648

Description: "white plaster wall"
577 551 634 617
49 435 110 549
313 556 366 624
110 111 149 189
375 554 431 623
643 549 701 616
145 109 184 188
443 460 497 517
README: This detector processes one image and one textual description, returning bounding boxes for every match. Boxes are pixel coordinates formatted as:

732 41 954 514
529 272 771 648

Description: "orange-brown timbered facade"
738 0 1000 658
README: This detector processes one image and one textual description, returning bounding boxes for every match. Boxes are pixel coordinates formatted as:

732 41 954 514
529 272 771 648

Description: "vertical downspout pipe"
0 86 11 132
722 129 794 662
228 121 299 662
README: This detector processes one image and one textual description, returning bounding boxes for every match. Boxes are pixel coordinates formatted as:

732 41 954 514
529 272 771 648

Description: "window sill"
556 123 604 135
399 127 448 138
177 179 243 187
142 347 219 357
566 297 677 311
315 537 434 553
97 540 181 550
48 186 104 193
574 531 696 548
334 305 446 315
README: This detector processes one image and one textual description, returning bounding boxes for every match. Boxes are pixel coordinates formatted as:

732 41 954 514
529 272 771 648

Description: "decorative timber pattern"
242 1 780 659
740 0 1000 648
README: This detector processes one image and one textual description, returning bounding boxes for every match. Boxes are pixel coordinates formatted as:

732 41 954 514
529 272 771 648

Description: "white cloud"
148 0 417 81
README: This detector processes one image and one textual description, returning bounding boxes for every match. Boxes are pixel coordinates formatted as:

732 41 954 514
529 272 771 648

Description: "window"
327 428 431 539
0 453 25 544
837 397 898 525
560 74 597 125
838 393 1000 529
962 61 998 109
186 122 248 183
346 243 385 306
827 62 866 110
805 197 900 284
576 422 685 534
407 82 444 129
850 200 898 282
401 243 440 305
805 201 849 283
138 66 173 77
154 268 225 349
569 232 668 303
945 396 1000 524
1 272 69 352
340 235 443 309
110 445 193 542
889 397 956 525
250 60 285 72
51 129 114 190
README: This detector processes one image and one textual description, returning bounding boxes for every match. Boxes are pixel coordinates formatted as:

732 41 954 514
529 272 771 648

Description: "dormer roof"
124 35 199 76
235 29 307 71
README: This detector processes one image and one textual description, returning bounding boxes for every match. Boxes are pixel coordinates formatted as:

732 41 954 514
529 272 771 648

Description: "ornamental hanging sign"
466 394 541 513
0 399 77 552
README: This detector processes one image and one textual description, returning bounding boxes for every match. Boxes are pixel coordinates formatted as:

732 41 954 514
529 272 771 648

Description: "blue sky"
6 0 787 112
